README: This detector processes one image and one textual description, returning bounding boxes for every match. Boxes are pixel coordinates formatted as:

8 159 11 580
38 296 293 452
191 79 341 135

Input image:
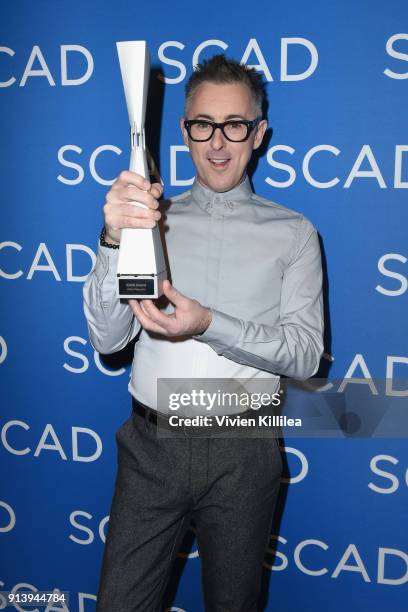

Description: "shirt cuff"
194 308 241 354
93 244 120 291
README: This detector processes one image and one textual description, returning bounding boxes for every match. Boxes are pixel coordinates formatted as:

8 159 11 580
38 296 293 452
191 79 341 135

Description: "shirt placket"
191 196 225 379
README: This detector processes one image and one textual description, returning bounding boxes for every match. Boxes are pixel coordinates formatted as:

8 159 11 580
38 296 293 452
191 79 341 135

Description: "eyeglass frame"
183 117 262 142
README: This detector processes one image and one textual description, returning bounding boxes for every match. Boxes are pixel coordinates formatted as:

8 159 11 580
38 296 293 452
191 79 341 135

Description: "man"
83 54 324 612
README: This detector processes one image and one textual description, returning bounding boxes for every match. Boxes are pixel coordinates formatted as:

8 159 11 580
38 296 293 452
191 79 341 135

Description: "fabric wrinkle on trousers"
96 405 283 612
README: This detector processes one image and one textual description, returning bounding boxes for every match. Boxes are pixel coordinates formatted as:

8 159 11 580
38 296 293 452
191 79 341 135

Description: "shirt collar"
191 175 253 214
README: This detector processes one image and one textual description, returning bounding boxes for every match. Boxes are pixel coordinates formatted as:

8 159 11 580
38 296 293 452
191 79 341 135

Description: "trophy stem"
115 41 167 299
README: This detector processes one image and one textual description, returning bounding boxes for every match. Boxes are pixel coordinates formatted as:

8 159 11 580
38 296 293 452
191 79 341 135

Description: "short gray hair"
185 54 266 117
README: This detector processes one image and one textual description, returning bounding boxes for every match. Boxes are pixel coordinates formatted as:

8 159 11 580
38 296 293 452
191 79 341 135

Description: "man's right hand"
103 170 163 245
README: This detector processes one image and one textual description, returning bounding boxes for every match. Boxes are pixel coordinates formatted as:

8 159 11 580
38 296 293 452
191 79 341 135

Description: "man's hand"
129 280 213 337
103 170 163 244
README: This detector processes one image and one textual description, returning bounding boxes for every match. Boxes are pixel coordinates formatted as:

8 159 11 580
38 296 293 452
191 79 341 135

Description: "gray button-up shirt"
83 177 324 413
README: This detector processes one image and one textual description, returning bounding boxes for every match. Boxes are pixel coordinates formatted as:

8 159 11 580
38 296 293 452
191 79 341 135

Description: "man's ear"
253 119 268 150
180 117 189 147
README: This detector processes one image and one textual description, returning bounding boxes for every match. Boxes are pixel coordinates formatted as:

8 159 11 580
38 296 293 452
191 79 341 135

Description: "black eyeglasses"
184 118 262 142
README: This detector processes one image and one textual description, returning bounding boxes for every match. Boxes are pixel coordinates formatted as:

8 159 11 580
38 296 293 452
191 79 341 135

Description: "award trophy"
116 40 167 298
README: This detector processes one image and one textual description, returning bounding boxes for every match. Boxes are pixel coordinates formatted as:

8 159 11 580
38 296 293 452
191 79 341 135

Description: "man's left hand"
129 280 212 337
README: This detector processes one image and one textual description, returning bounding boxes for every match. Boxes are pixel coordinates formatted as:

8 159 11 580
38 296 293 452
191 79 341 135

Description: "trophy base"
117 270 166 299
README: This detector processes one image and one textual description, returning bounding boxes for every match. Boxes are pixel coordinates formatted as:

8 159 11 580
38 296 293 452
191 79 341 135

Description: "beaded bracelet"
99 227 120 249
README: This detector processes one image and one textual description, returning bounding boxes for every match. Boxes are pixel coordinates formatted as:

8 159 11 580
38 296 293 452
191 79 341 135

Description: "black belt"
132 397 177 432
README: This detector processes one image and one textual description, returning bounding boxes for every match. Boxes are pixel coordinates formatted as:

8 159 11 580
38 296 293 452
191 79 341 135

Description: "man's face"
180 82 267 193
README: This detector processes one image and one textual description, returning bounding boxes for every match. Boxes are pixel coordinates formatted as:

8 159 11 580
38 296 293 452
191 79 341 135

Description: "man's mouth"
209 158 230 169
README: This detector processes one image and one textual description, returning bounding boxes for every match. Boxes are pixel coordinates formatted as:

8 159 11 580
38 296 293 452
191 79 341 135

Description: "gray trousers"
96 403 282 612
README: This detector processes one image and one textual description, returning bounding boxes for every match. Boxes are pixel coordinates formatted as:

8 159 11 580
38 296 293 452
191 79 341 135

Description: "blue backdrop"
1 1 407 611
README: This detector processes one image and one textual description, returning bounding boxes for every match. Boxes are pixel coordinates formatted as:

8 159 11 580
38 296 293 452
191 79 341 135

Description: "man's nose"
210 126 226 149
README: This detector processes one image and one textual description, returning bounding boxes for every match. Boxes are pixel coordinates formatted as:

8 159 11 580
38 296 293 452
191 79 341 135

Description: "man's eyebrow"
191 113 247 121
